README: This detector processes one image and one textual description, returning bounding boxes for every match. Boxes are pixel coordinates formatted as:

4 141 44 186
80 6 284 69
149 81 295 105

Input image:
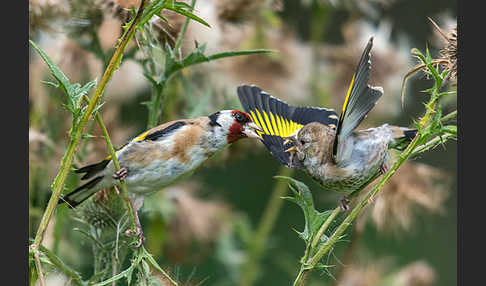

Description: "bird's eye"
234 112 246 123
300 140 306 145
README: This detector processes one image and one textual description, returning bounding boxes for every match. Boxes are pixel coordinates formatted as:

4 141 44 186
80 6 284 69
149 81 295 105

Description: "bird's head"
284 122 335 166
208 110 262 144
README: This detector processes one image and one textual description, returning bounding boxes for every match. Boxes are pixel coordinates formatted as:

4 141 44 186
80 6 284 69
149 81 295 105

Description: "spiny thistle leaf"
30 39 71 97
162 44 274 81
275 176 333 244
30 40 97 117
139 0 209 28
442 125 457 135
164 1 210 28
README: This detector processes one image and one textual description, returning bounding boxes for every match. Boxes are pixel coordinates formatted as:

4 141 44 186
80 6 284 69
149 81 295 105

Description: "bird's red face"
227 110 261 143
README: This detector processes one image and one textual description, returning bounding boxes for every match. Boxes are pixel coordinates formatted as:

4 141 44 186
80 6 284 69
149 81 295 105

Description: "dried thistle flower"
401 17 457 106
357 161 451 235
392 261 436 286
75 188 127 232
429 17 457 81
29 0 70 36
166 185 231 244
336 259 435 286
150 183 233 262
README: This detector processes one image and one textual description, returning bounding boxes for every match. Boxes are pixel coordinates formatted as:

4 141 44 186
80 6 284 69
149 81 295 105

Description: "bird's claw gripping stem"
125 227 145 248
380 163 389 174
339 197 350 211
113 167 128 181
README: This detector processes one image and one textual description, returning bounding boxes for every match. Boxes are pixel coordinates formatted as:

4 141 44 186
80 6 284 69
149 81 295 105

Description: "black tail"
74 158 111 180
59 157 111 208
58 176 104 208
389 127 418 151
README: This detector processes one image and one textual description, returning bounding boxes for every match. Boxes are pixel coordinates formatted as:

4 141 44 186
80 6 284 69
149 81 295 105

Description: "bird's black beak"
243 122 263 139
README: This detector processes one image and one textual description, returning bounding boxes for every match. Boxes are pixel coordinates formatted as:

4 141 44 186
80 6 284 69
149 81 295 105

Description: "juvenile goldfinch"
237 37 417 210
59 109 261 246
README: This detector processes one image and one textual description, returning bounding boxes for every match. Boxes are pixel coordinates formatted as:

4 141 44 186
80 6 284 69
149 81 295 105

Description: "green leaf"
141 259 151 276
92 101 106 115
40 80 59 88
143 72 160 87
165 2 211 28
30 40 71 97
30 40 97 117
172 1 193 9
275 176 333 244
155 14 169 24
139 0 168 27
163 48 274 80
442 125 457 136
37 244 84 285
139 246 178 285
207 49 275 61
92 266 132 286
81 133 96 139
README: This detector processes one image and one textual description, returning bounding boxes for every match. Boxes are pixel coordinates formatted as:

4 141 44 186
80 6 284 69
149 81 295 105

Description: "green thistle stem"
30 1 148 285
292 58 456 285
88 96 138 232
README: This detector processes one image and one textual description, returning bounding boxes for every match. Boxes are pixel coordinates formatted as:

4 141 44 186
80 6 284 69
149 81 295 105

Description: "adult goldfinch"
237 37 417 210
59 109 261 246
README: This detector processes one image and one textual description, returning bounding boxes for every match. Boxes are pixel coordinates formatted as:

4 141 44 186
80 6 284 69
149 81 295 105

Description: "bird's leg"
367 163 388 204
112 167 128 180
380 162 388 175
338 196 350 211
125 208 145 248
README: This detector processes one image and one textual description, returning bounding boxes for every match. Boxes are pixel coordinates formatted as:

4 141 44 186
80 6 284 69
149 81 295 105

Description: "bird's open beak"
284 146 297 153
243 122 263 139
283 134 298 153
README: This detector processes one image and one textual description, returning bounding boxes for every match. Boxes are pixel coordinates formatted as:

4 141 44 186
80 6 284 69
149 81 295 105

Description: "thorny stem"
147 82 166 129
31 245 46 286
146 0 196 129
88 96 138 233
30 1 148 284
294 135 423 286
310 207 340 250
173 0 197 55
441 110 457 123
85 107 178 284
240 166 293 286
412 132 456 154
293 65 456 285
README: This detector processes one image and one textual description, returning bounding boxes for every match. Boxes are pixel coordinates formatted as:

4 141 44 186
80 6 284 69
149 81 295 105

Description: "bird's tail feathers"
389 126 417 150
58 176 104 208
75 158 111 180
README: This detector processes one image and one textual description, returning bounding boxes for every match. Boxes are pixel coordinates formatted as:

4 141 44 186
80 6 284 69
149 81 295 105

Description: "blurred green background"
29 0 456 285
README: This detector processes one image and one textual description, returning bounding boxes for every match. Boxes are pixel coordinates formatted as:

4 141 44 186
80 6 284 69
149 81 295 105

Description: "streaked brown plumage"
238 37 417 210
58 109 261 246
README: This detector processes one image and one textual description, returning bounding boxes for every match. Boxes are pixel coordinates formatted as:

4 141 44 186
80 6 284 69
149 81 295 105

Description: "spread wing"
237 85 338 166
333 36 384 161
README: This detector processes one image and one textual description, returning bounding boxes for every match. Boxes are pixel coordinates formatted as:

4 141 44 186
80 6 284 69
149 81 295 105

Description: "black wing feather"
237 85 338 167
333 37 384 159
144 121 187 141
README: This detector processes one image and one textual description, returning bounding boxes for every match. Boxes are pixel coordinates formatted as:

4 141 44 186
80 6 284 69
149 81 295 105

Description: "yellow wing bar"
103 130 149 161
339 73 355 123
249 109 303 138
